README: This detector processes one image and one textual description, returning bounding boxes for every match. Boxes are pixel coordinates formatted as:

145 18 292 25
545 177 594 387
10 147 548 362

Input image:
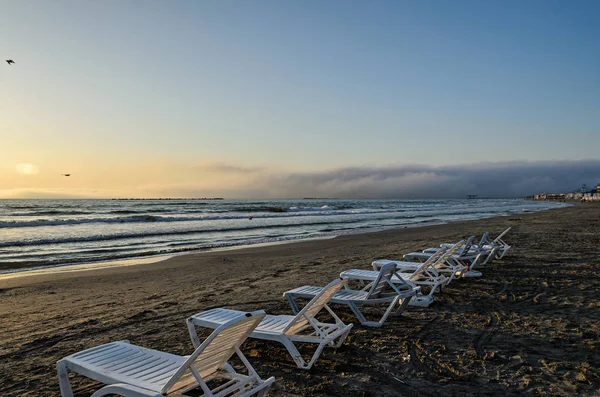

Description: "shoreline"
0 203 567 279
1 203 598 396
0 205 573 293
0 236 336 281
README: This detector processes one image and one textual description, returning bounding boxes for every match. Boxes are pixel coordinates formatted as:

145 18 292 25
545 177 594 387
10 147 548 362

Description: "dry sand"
1 204 599 396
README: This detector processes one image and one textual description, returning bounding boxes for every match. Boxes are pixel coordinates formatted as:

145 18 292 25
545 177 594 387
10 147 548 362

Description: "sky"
1 0 599 198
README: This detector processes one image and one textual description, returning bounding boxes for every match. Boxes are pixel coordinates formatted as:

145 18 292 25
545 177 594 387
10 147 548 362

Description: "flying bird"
6 60 15 65
62 174 71 177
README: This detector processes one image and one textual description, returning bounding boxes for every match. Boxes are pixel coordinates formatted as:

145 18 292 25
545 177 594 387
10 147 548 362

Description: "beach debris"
62 173 71 176
249 216 253 220
392 376 407 385
6 59 15 65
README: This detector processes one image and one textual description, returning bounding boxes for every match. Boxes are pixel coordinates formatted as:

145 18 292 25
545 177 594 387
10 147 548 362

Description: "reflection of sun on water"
16 163 39 175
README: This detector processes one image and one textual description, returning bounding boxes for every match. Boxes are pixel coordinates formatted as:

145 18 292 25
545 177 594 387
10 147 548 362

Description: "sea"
0 198 568 273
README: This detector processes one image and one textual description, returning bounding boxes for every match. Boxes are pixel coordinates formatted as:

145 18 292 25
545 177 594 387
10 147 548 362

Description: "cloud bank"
138 160 600 199
264 160 600 199
3 160 599 199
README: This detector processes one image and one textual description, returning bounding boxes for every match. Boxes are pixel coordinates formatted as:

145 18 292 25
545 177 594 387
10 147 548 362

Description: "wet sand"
1 204 599 396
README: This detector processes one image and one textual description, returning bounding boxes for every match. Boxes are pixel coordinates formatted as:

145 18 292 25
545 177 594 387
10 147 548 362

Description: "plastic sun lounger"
57 311 275 397
340 241 464 308
432 227 512 271
478 227 512 259
283 262 420 328
402 236 483 278
187 278 353 370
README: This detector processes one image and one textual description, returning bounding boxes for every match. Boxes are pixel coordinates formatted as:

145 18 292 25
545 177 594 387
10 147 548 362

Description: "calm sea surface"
0 198 568 273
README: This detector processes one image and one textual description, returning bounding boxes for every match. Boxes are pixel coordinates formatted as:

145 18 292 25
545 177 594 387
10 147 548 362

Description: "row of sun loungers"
57 227 511 396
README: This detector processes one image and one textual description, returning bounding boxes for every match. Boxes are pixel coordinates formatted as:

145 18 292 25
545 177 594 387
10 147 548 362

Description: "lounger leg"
347 302 370 326
306 342 328 369
430 283 441 297
376 296 400 327
497 246 509 259
256 388 270 397
285 293 301 314
280 338 309 369
57 360 74 397
394 295 412 315
254 377 275 397
280 338 327 370
187 318 202 348
485 247 499 263
347 297 401 327
332 326 352 348
470 254 483 271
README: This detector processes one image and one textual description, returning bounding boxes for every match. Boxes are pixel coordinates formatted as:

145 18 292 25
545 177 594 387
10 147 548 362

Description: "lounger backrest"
163 310 266 394
445 240 465 259
283 278 347 336
410 240 464 281
366 262 398 299
458 236 475 256
406 247 447 281
426 246 449 266
493 227 511 244
478 232 490 246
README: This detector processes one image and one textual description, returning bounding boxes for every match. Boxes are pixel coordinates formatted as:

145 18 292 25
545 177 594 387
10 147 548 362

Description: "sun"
16 163 39 175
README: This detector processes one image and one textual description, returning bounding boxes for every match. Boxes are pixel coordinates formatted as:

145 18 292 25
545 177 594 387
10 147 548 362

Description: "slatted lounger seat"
57 311 274 397
188 279 353 370
340 241 464 307
283 263 419 327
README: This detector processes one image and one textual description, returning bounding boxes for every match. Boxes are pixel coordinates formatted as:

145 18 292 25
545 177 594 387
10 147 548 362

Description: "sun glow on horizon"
16 163 39 175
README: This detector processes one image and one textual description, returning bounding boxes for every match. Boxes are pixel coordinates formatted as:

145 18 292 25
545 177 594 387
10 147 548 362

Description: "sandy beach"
1 204 599 396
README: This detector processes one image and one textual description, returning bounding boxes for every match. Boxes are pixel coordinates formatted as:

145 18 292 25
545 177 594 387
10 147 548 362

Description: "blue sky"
1 0 599 198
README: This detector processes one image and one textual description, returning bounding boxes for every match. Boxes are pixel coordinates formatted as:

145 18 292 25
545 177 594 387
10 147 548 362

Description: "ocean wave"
131 201 210 207
10 210 94 216
107 209 171 214
0 208 411 228
0 214 169 228
0 206 517 229
3 205 43 209
0 214 415 247
231 206 289 213
0 233 320 271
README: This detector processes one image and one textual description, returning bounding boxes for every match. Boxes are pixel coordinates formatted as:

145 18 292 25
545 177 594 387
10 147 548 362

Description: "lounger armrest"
91 383 162 397
255 376 276 393
318 322 354 341
403 252 431 260
339 270 365 280
392 263 420 271
371 259 395 271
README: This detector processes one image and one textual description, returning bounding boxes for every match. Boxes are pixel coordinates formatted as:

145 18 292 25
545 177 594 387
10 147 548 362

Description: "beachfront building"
530 192 600 202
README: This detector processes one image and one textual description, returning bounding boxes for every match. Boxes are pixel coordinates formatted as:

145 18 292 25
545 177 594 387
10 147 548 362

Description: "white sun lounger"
57 311 275 397
283 262 420 327
432 227 512 271
477 227 512 259
340 241 464 307
187 278 353 370
402 236 483 278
